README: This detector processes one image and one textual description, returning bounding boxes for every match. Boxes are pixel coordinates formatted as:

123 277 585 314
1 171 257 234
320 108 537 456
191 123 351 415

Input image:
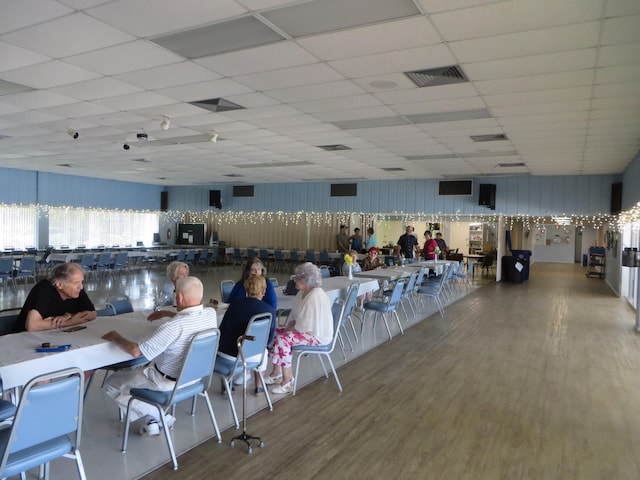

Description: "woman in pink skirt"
265 262 332 394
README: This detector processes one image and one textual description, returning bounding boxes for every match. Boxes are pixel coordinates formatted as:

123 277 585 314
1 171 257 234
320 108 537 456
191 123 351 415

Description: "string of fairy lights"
3 202 640 232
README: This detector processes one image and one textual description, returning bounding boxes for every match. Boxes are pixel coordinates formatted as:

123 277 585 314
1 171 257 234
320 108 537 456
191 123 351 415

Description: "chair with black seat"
288 250 300 272
0 258 17 294
213 314 273 428
36 246 54 275
481 255 494 275
304 250 315 264
259 249 270 269
273 249 285 271
14 256 37 288
0 367 86 480
121 328 222 471
362 280 405 341
292 296 351 395
232 248 242 266
0 308 21 337
319 250 331 266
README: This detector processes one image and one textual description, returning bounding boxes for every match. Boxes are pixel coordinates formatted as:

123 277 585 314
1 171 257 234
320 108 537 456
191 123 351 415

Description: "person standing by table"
265 263 332 395
435 232 448 260
336 224 349 253
14 262 96 332
395 226 420 263
365 227 377 251
218 275 276 397
102 276 217 436
349 227 363 253
423 230 439 260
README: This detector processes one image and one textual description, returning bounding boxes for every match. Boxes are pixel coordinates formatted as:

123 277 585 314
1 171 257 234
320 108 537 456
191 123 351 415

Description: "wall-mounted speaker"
611 182 622 215
479 184 496 210
160 191 168 212
209 190 222 209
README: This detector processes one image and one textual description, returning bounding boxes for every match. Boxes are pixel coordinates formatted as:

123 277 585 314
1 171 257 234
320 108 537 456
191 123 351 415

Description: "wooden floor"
143 263 640 480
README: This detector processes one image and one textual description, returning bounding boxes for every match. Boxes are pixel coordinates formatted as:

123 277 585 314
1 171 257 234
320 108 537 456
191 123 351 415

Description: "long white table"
0 312 158 390
275 276 379 311
352 268 412 282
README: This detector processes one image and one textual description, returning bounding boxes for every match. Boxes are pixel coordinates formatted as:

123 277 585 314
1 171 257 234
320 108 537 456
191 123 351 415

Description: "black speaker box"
611 182 622 215
160 191 168 211
479 184 496 210
209 190 222 209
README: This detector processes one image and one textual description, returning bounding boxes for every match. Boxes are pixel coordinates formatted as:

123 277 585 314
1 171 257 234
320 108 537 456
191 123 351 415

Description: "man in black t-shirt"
395 226 419 260
15 262 96 332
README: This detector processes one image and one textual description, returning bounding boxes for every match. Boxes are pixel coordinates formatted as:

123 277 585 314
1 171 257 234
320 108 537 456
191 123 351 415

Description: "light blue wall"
622 151 640 210
168 175 618 215
0 167 162 210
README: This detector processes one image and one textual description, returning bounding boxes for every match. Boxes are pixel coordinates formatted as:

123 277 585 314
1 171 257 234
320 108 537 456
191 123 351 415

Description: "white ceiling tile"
1 12 134 58
475 70 593 95
0 60 101 89
115 62 221 90
595 64 640 84
40 101 116 118
314 106 399 122
491 99 591 117
297 16 441 61
597 43 640 67
0 40 51 73
0 0 72 34
266 80 365 103
1 90 79 109
234 63 344 91
291 94 383 114
87 0 247 37
49 77 143 101
601 15 640 45
157 78 254 102
605 0 640 16
450 21 601 63
593 81 640 98
485 86 592 107
430 0 605 42
65 40 184 76
94 91 177 111
464 49 597 81
196 42 318 77
393 97 486 115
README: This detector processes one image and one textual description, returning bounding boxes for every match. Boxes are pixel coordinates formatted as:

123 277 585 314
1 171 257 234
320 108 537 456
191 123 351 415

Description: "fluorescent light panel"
261 0 420 38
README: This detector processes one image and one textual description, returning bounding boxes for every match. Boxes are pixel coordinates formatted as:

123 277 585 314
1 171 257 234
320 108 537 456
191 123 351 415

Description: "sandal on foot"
264 374 282 385
271 380 293 395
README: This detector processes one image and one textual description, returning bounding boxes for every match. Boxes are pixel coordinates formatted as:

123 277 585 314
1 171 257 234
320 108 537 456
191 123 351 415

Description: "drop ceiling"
0 0 638 186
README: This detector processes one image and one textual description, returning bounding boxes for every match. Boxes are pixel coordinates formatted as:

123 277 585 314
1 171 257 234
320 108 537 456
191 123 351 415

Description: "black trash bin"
510 249 532 280
502 256 524 283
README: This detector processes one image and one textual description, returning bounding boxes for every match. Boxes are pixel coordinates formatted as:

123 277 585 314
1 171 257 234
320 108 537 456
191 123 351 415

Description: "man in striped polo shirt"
102 276 217 436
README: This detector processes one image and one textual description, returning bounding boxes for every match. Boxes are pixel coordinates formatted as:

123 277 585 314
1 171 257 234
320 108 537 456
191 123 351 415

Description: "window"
0 204 37 250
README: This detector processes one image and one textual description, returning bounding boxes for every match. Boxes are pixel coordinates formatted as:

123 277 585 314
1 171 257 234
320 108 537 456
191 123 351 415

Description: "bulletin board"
177 223 205 245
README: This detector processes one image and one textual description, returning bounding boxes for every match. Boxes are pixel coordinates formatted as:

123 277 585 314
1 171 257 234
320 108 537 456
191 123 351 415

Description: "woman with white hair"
147 261 189 321
265 262 333 394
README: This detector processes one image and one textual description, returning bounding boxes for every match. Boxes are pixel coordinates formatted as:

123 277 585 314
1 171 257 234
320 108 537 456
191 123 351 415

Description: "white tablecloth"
275 276 379 310
0 312 157 390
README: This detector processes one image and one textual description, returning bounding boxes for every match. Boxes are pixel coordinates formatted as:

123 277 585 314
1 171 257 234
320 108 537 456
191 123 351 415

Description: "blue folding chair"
122 328 222 471
0 367 86 480
213 314 273 428
14 256 37 287
220 279 235 303
362 280 405 340
292 297 347 395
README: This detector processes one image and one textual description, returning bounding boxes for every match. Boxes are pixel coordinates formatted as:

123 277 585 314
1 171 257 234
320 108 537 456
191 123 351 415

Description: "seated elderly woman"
147 261 189 321
341 250 362 277
265 262 333 395
362 246 385 271
227 257 277 309
218 275 276 396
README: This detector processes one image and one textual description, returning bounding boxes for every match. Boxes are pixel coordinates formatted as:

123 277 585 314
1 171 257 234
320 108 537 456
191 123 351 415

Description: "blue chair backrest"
290 250 299 262
177 329 220 389
404 272 418 294
115 251 128 264
199 249 209 262
247 248 257 259
97 252 112 266
241 314 272 359
107 296 133 314
177 250 186 262
388 280 405 305
329 299 347 347
415 267 426 288
305 250 315 262
0 257 13 274
185 250 195 262
220 280 235 303
466 260 475 275
342 283 360 321
1 367 83 474
80 253 94 268
274 249 284 260
320 266 331 278
18 256 35 273
320 251 330 262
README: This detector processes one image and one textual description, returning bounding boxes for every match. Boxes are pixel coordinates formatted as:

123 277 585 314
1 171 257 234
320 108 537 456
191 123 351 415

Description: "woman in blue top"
227 257 277 309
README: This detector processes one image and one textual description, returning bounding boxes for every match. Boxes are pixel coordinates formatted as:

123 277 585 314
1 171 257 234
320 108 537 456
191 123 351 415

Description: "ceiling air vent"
190 98 244 113
470 134 508 142
405 65 468 87
498 162 526 168
318 144 351 151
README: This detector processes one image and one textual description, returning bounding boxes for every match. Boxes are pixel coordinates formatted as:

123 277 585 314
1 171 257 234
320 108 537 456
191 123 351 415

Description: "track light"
160 115 170 130
67 128 79 139
123 143 130 150
210 131 218 143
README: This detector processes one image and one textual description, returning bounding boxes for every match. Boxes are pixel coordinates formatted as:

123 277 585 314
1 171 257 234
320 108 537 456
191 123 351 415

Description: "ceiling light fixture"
66 128 79 139
160 115 170 130
210 131 218 143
